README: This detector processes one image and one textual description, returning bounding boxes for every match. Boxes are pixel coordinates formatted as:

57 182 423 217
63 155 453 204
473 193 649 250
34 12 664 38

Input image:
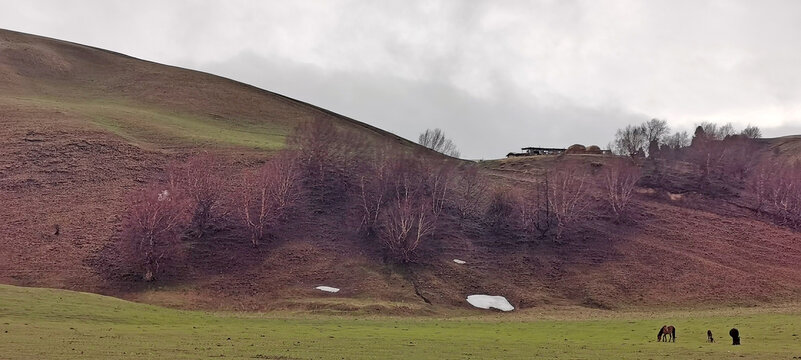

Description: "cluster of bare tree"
688 125 762 184
122 154 233 281
239 153 303 247
289 119 362 208
418 128 461 158
487 158 642 242
358 154 454 262
613 119 761 158
613 119 675 156
692 122 761 141
121 120 485 280
602 157 643 223
612 119 763 192
119 119 345 281
121 119 656 281
166 155 225 238
751 161 801 228
122 184 192 282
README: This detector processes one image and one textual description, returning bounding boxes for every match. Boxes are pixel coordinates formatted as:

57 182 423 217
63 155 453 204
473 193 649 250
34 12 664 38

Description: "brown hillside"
3 29 801 312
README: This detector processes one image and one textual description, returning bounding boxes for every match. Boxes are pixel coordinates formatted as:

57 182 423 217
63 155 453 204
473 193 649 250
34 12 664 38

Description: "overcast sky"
2 0 801 158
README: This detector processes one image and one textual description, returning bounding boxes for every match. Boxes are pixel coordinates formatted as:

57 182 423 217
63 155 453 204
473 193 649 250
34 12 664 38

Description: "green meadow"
1 284 800 359
3 96 289 150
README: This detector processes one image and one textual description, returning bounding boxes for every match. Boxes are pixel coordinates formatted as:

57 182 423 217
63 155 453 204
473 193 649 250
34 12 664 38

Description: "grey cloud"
2 0 801 158
196 52 645 159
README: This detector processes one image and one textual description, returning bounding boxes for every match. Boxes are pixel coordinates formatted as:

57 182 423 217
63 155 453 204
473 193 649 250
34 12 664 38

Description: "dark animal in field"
707 330 714 343
657 325 676 342
730 328 740 345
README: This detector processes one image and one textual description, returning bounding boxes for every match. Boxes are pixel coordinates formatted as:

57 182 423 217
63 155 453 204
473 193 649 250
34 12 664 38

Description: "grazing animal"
707 330 714 343
657 325 676 342
730 328 740 345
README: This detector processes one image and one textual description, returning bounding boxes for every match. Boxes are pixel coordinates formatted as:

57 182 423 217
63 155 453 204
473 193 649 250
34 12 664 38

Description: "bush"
485 188 520 233
288 117 364 209
238 153 303 247
360 151 453 263
121 184 191 281
602 157 641 222
167 154 225 238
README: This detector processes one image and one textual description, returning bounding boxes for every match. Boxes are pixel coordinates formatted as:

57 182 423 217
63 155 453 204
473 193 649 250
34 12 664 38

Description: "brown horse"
657 325 676 342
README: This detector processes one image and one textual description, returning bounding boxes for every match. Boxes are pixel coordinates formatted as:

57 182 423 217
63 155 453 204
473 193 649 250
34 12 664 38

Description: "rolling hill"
2 28 801 313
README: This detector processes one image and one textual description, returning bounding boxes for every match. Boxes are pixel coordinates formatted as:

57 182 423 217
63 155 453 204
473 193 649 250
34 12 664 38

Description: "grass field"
1 285 800 359
2 96 290 150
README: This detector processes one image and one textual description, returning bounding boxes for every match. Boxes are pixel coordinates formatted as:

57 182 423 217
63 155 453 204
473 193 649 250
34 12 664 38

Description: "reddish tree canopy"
546 164 591 240
239 154 303 247
167 154 225 237
122 184 191 281
603 157 642 222
359 152 453 263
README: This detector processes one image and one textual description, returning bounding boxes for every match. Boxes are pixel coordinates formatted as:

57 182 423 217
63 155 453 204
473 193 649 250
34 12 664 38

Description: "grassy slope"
2 284 801 359
1 95 289 150
0 27 421 152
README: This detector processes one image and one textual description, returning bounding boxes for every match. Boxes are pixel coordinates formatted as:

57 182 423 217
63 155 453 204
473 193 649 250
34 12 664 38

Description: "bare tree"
513 182 556 241
718 123 737 139
644 118 670 145
377 177 437 263
240 154 302 247
690 123 761 186
751 161 801 228
288 117 364 208
452 165 490 219
741 125 762 139
698 122 737 140
485 187 521 234
603 157 642 222
167 154 225 237
720 135 761 181
664 131 690 150
547 165 591 240
418 128 461 158
358 147 393 233
122 184 191 281
370 154 453 262
750 162 770 213
613 124 647 156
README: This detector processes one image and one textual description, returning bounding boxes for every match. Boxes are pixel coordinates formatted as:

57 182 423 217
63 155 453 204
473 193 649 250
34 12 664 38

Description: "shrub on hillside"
238 153 303 247
689 127 761 188
167 154 225 238
360 151 454 263
451 164 490 221
121 184 191 282
750 160 801 228
357 147 394 233
418 128 461 158
487 165 591 243
288 117 365 210
485 187 521 234
602 157 642 222
544 164 592 240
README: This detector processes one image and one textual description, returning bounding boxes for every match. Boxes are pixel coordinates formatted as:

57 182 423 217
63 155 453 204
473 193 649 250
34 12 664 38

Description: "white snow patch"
466 295 514 312
453 259 466 264
315 286 340 293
